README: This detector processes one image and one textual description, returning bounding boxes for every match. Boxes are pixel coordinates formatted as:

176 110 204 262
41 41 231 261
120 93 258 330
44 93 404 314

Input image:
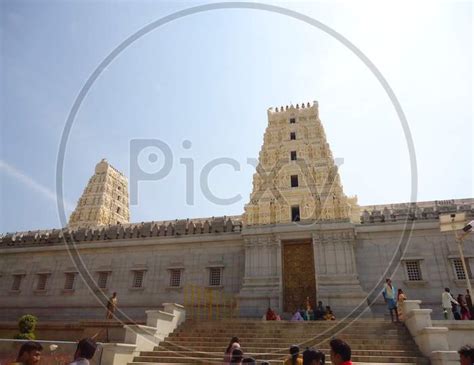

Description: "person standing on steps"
397 288 407 321
382 278 399 322
466 289 474 320
442 288 458 319
457 294 471 320
106 292 117 319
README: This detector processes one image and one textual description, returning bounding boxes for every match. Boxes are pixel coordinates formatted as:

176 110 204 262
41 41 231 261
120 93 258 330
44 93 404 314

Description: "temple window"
169 269 182 288
452 258 472 280
36 273 49 291
290 175 299 187
132 270 146 288
291 206 300 221
97 271 109 289
405 261 422 281
209 267 222 287
11 274 24 291
64 273 76 290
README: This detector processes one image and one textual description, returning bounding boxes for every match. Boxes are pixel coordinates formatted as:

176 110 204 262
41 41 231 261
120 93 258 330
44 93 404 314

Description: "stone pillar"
430 351 460 365
238 235 282 317
312 229 370 316
403 300 457 364
401 299 422 314
100 343 137 365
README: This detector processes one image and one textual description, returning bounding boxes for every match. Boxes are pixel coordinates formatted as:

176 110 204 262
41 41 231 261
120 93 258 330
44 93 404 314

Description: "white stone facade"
0 102 473 321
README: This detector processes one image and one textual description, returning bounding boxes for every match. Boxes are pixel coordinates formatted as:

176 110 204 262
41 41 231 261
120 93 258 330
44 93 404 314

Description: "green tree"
14 314 38 340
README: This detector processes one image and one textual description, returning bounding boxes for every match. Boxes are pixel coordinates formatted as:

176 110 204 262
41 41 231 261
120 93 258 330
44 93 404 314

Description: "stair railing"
183 284 239 320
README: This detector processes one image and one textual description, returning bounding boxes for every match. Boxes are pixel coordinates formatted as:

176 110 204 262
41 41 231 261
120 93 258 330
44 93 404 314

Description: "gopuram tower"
68 159 130 229
244 101 359 225
239 101 369 317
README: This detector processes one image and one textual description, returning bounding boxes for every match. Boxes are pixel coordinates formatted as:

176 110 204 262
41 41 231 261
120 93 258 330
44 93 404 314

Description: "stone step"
132 355 426 364
169 331 407 339
131 362 421 365
129 319 427 365
157 343 416 352
164 335 414 343
183 319 392 324
161 338 415 347
179 323 402 330
141 349 422 359
172 323 410 332
180 320 400 325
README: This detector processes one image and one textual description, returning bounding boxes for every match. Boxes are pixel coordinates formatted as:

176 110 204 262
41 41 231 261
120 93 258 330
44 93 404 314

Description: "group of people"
291 302 336 322
223 337 474 365
11 338 97 365
282 339 351 365
382 278 407 322
224 337 353 365
384 278 474 322
265 297 336 322
223 337 257 364
10 327 474 365
442 288 474 320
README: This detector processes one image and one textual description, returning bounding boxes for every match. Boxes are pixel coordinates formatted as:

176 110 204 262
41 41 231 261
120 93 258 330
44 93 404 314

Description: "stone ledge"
403 280 428 287
430 350 459 365
419 326 449 334
123 324 157 334
145 310 174 320
406 308 432 320
162 303 184 309
432 320 474 329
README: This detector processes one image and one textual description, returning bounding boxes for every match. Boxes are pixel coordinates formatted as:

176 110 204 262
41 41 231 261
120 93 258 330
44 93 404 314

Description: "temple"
0 101 472 321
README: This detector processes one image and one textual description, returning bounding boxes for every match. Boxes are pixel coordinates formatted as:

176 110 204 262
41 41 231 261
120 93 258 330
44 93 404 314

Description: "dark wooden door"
282 240 317 313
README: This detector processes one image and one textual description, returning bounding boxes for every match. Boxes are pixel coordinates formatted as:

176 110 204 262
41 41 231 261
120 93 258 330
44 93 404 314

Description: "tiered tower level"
68 159 130 229
244 101 358 226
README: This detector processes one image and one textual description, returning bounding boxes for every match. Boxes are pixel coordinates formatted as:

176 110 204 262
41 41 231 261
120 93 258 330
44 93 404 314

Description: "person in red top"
265 307 277 321
329 339 352 365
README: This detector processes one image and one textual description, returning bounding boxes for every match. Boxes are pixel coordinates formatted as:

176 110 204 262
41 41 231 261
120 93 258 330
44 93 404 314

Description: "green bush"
15 314 38 340
14 332 36 340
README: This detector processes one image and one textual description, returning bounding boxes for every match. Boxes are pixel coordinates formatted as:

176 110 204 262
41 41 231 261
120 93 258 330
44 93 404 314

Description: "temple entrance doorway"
282 239 317 313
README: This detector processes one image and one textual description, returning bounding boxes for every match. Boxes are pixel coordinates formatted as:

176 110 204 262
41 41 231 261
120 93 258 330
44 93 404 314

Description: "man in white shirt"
68 338 97 365
442 287 458 319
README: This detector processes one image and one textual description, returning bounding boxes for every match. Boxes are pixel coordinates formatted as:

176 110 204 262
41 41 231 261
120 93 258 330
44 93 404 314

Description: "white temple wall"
0 235 245 321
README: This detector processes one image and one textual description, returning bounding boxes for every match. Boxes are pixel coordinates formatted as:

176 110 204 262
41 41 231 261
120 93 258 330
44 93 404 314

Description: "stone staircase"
129 319 429 364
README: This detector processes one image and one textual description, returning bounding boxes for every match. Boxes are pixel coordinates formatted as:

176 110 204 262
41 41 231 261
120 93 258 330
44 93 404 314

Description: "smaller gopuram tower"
68 159 130 229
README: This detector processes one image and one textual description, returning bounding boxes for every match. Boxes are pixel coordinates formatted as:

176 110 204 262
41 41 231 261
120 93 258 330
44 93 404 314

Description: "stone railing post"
403 300 458 364
100 343 137 365
401 299 421 315
102 303 186 365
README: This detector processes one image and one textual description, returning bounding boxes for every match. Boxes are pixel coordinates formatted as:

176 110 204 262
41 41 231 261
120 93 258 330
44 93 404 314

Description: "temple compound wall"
1 200 473 321
0 220 245 320
355 215 474 315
